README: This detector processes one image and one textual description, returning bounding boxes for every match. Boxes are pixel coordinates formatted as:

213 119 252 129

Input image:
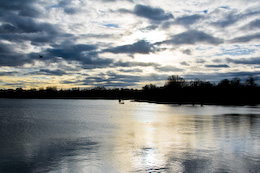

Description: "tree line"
0 75 259 105
143 75 257 90
141 75 259 105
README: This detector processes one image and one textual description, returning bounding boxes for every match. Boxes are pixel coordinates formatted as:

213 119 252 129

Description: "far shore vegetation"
0 75 259 105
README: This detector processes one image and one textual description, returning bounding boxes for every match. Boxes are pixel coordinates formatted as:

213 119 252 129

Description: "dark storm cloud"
118 68 143 73
140 25 158 31
80 72 168 87
133 4 173 21
174 14 204 27
1 31 71 47
0 0 42 17
211 12 240 28
63 7 78 14
181 49 192 55
0 42 102 67
113 61 159 67
196 59 206 63
244 19 260 29
118 4 173 22
230 33 260 43
205 64 229 68
180 61 190 66
43 43 116 69
212 59 223 63
183 71 260 84
155 65 184 72
162 14 203 29
37 42 159 69
63 72 168 88
0 8 68 46
0 37 160 68
0 52 23 67
58 0 71 6
46 44 97 60
0 71 19 76
0 14 58 35
58 0 82 14
103 40 159 54
0 24 18 33
0 40 110 69
226 57 260 65
223 71 260 77
81 58 114 69
162 30 223 45
0 42 12 54
0 42 33 66
0 0 74 68
31 69 67 76
98 0 133 2
211 9 260 28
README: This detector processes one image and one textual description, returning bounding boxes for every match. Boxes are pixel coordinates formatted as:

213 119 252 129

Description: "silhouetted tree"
165 75 186 88
29 88 37 92
218 79 230 88
201 81 213 88
39 87 45 91
46 86 57 91
245 76 257 87
231 77 241 87
142 84 157 90
16 87 23 91
189 78 213 88
92 86 106 90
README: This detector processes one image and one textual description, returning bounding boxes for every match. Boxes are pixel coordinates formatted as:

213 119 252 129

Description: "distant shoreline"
0 97 259 106
1 75 259 106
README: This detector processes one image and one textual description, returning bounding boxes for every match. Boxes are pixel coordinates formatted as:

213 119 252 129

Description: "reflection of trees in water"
194 114 260 142
222 114 260 131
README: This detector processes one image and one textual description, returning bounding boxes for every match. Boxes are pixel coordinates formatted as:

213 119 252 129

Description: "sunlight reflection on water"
0 99 260 172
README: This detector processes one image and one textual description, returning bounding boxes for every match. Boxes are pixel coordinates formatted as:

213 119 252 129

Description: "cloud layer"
0 0 260 88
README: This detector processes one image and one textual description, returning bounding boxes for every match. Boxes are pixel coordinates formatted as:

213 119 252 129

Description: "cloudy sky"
0 0 260 89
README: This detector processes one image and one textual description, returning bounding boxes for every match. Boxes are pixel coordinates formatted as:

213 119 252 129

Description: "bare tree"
165 75 186 88
245 76 257 87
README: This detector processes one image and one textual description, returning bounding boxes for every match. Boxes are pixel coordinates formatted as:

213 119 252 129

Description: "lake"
0 99 260 173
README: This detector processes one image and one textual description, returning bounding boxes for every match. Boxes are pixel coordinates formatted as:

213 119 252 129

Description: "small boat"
119 99 124 104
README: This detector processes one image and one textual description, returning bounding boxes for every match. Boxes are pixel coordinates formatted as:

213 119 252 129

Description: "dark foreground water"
0 99 260 173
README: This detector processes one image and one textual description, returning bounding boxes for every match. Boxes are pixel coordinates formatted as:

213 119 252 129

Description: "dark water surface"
0 99 260 172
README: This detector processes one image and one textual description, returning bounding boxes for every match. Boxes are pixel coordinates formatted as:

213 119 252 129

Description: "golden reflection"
100 103 256 172
106 103 200 172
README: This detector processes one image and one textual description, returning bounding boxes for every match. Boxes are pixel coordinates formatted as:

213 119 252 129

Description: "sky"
0 0 260 89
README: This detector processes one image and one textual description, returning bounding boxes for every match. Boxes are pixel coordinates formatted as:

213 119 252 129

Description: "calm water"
0 99 260 173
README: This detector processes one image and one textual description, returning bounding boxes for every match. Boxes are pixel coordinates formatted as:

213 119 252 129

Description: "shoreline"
0 97 259 106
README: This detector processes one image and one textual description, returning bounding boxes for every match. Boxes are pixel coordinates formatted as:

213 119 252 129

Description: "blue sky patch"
217 46 255 56
104 24 119 28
